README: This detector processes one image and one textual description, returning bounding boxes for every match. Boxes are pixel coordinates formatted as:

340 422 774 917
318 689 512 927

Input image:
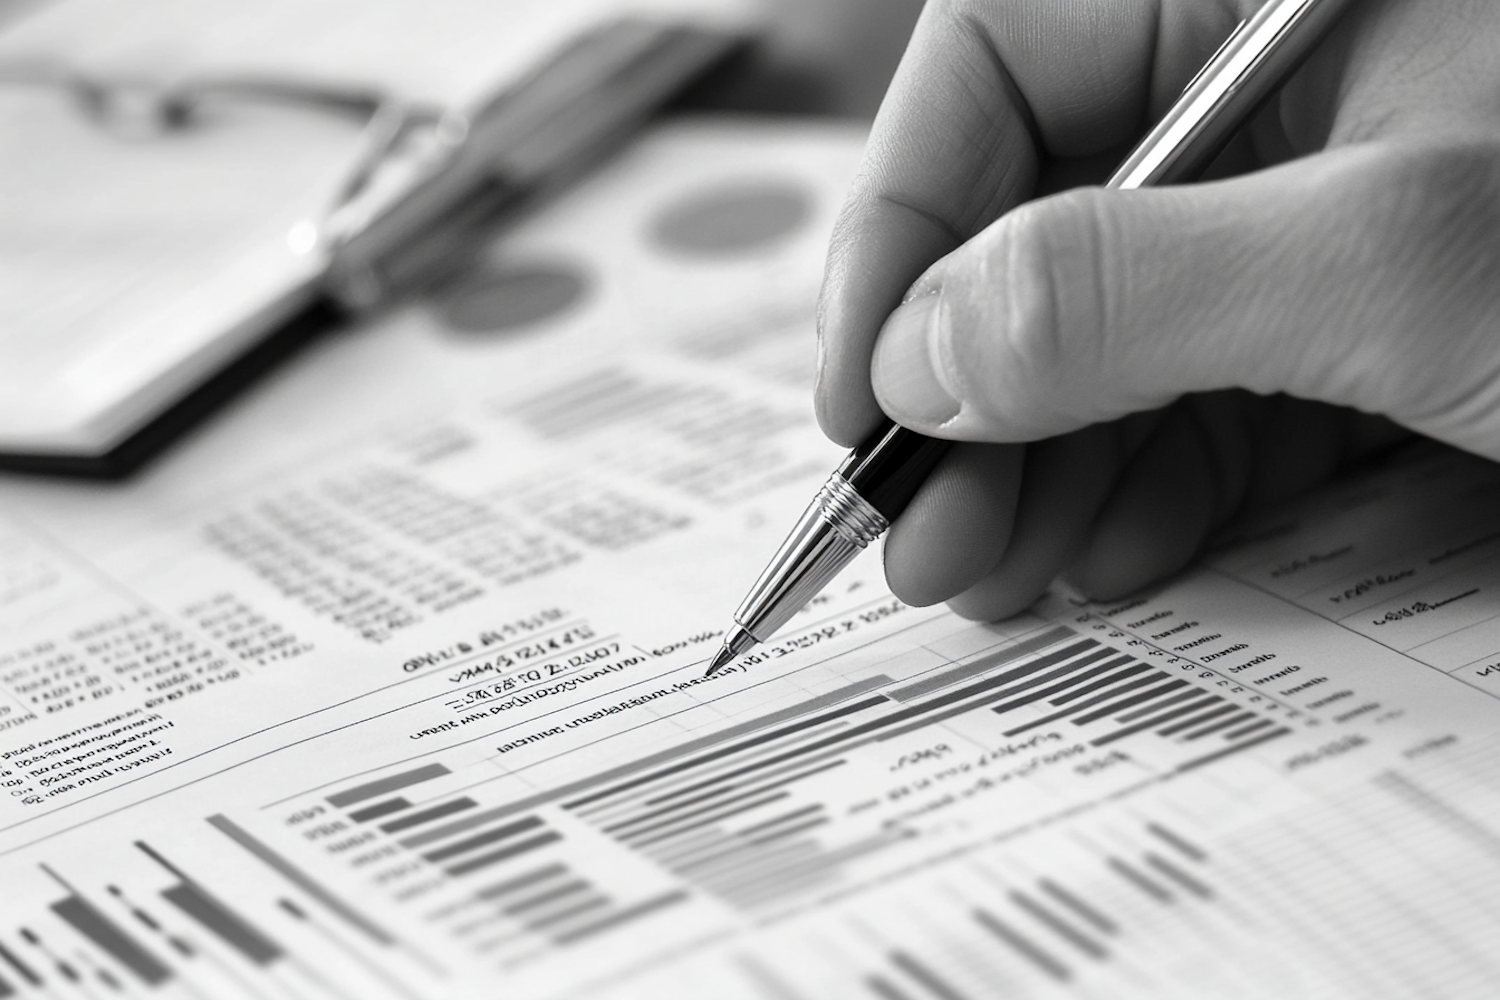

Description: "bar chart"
264 620 1304 979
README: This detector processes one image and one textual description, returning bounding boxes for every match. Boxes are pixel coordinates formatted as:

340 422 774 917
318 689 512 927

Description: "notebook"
0 0 749 468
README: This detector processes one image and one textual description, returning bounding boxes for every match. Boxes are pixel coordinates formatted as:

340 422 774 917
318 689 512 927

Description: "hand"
815 0 1500 619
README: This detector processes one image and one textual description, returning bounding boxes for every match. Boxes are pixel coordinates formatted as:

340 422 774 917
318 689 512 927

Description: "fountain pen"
705 0 1353 676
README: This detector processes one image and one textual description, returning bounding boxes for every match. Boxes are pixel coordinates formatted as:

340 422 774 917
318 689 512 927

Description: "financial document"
2 119 1500 1000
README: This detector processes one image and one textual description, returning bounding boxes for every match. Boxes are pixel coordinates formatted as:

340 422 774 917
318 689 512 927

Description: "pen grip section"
838 423 951 520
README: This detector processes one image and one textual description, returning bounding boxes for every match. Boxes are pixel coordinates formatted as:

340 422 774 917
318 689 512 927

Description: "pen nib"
703 645 735 677
703 625 756 677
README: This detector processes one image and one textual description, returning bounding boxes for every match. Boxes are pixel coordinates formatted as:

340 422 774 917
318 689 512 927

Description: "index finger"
815 0 1246 446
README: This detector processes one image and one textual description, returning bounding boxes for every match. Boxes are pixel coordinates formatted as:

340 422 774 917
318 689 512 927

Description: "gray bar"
1225 719 1275 740
327 764 451 808
501 880 591 916
422 817 545 863
378 798 476 834
891 949 975 999
866 975 915 1000
446 831 563 877
1147 822 1208 861
1116 689 1203 723
1109 858 1172 902
163 883 281 966
0 972 13 998
1180 710 1257 741
1009 891 1107 960
1040 879 1117 934
973 911 1070 982
1176 727 1290 771
476 864 569 901
52 896 173 986
1145 853 1213 899
887 626 1076 702
208 814 396 945
479 676 893 823
553 891 689 944
401 803 540 850
349 798 411 823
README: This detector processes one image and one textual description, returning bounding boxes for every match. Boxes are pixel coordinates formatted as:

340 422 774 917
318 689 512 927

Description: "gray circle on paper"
438 262 590 334
650 180 813 256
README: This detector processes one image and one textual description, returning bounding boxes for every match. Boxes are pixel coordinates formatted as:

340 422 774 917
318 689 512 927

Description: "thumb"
870 137 1500 459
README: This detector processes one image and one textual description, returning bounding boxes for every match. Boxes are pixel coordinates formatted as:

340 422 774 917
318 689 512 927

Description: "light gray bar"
887 626 1075 703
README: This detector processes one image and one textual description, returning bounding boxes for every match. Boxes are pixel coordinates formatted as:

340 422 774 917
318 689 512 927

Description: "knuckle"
959 189 1115 428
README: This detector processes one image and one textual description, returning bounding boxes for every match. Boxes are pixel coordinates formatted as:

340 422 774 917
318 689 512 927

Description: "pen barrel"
1107 0 1355 190
733 473 891 642
837 424 952 520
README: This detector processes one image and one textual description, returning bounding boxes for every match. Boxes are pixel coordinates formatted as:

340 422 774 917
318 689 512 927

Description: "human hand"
815 0 1500 619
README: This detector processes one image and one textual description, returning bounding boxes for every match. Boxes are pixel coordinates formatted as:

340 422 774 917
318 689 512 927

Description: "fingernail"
872 292 961 426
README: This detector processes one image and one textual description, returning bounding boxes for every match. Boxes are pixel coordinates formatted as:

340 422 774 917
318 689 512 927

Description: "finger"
868 137 1500 460
1065 401 1239 601
881 442 1023 607
944 423 1125 621
1067 394 1408 601
815 0 1243 446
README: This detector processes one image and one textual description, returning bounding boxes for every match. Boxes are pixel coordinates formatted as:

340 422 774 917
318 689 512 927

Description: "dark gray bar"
476 864 569 901
1004 674 1167 736
378 798 477 834
1116 689 1203 722
423 816 546 863
502 881 591 916
208 814 395 945
1089 695 1222 747
1145 853 1213 899
1047 664 1152 705
1009 892 1107 960
1181 710 1256 740
1040 879 1117 934
400 803 539 849
0 941 41 987
465 678 889 825
974 909 1071 982
1225 719 1275 740
1156 703 1237 737
986 654 1134 717
1176 727 1290 771
866 975 916 1000
446 831 563 877
553 891 688 944
886 626 1077 702
0 971 13 998
51 896 172 986
349 798 411 823
1147 822 1208 861
890 949 975 999
526 895 611 931
1072 679 1188 724
163 882 281 965
1108 858 1172 902
327 764 451 808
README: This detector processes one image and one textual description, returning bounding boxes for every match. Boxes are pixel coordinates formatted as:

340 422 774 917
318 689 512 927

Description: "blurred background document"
0 0 748 465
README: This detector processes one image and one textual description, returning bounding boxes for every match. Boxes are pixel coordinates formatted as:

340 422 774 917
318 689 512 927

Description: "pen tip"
703 625 757 677
703 645 734 677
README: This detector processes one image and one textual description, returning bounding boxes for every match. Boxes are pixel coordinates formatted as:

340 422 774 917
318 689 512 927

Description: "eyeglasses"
0 60 471 263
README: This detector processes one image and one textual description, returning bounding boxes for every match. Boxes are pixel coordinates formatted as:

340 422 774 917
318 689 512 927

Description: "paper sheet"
2 119 1500 1000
